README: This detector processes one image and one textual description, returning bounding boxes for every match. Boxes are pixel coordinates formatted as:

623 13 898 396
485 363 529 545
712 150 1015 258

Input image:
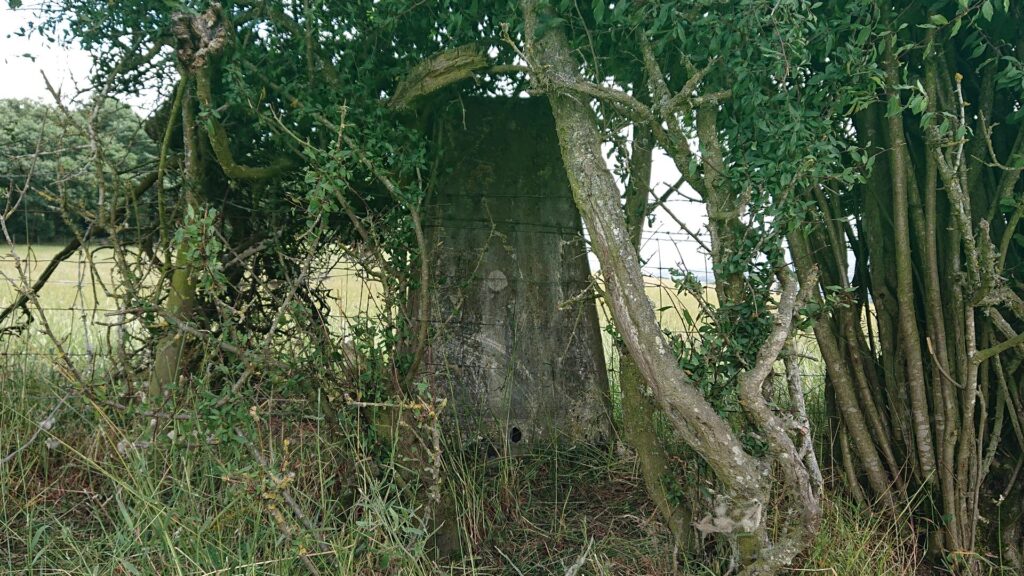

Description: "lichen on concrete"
420 97 612 451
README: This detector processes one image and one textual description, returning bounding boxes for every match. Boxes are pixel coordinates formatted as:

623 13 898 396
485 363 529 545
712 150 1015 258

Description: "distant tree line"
0 98 155 243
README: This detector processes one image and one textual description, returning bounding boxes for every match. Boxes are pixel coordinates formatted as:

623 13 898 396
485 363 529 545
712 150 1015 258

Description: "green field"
1 244 710 325
0 244 726 379
0 244 376 326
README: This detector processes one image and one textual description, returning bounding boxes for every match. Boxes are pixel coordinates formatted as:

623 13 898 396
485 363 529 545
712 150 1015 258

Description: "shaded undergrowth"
1 357 938 576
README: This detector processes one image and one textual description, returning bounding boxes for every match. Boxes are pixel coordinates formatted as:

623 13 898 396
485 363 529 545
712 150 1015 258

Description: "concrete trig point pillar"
422 97 612 451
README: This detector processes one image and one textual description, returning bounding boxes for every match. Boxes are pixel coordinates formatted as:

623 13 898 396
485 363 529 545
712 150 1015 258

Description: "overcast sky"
0 4 92 103
0 3 713 279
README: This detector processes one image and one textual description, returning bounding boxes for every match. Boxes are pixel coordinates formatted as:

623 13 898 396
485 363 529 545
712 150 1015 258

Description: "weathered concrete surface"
421 97 612 450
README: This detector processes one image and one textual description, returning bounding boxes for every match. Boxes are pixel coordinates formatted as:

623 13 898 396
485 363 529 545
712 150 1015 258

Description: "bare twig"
234 427 335 561
0 238 79 328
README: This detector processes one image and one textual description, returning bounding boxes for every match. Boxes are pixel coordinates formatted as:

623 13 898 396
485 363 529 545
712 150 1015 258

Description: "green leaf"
682 308 693 326
885 94 903 118
950 18 962 37
981 0 994 21
929 14 948 26
910 94 928 114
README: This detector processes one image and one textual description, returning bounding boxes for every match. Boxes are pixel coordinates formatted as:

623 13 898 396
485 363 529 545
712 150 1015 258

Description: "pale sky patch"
1 4 92 103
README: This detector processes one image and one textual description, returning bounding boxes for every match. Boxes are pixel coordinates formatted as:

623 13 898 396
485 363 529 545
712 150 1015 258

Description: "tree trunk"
619 113 695 554
519 2 821 572
150 75 201 399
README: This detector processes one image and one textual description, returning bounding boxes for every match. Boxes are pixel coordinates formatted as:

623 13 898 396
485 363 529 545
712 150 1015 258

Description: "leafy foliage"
0 98 155 242
4 0 1023 572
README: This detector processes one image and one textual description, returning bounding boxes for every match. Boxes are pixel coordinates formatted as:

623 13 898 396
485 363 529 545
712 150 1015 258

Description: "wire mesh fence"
1 206 825 398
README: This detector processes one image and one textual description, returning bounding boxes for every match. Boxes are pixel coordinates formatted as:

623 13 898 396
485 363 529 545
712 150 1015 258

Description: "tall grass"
0 364 673 574
1 361 936 574
1 244 944 575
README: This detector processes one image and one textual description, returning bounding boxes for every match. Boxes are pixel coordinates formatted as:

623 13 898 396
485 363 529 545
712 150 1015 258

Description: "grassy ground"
1 245 924 575
0 369 920 576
